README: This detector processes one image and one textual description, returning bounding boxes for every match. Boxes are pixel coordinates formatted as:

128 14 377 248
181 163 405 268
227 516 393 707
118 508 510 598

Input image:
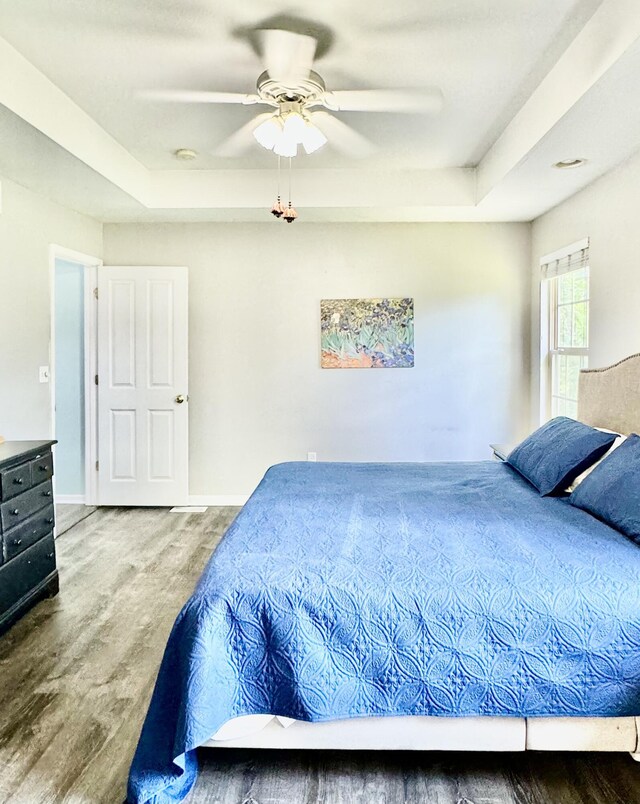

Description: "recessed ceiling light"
553 158 587 169
174 148 198 161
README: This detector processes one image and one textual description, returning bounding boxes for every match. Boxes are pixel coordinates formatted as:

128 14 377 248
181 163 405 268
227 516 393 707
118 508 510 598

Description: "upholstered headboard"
578 353 640 435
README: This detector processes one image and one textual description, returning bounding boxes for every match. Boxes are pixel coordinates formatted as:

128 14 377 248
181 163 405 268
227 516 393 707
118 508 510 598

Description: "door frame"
49 244 102 506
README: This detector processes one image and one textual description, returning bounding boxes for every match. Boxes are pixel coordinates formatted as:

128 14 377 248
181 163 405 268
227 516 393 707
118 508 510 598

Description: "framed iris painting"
320 298 414 368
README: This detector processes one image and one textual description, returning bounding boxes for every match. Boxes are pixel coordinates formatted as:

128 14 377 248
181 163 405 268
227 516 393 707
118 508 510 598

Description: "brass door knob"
175 394 188 404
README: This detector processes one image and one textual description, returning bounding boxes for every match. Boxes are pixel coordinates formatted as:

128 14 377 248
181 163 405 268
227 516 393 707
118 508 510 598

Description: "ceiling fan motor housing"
256 70 326 109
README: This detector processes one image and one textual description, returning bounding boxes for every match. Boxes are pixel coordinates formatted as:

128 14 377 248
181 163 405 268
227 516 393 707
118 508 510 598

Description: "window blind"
541 240 589 279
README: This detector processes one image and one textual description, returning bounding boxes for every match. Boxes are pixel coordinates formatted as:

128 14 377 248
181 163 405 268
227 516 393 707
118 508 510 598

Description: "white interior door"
97 266 188 506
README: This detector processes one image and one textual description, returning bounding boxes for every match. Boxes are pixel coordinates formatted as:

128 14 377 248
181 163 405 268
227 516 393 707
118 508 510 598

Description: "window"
541 241 590 420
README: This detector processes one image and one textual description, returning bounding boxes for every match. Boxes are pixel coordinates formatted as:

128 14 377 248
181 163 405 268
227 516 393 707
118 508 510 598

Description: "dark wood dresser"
0 440 58 635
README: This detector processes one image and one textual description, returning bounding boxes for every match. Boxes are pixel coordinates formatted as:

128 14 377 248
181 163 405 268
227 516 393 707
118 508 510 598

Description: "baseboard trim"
189 495 248 507
56 495 87 505
57 494 248 507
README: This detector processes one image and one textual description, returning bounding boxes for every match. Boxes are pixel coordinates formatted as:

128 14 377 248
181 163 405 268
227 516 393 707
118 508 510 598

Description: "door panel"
147 410 174 480
110 409 136 481
110 280 136 387
98 266 188 505
147 280 174 387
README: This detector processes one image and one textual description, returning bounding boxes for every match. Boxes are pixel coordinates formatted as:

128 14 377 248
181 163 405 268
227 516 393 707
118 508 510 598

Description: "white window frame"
539 238 590 422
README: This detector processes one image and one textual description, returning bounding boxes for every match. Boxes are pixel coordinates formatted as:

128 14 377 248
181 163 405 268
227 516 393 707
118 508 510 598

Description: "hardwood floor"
0 506 639 804
55 504 98 536
0 506 233 804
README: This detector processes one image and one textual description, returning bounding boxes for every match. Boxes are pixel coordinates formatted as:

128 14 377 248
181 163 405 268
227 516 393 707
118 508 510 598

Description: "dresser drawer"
0 462 33 501
4 505 54 562
1 481 53 532
30 452 54 483
0 533 56 617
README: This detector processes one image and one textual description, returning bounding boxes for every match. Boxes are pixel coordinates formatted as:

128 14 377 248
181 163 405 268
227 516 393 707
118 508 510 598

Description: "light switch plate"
39 366 50 383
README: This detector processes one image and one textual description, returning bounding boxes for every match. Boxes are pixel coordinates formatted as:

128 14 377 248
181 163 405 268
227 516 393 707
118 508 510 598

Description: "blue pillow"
507 417 617 496
569 433 640 541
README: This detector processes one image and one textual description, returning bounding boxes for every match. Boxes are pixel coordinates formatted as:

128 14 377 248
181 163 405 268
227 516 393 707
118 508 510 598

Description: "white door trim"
49 244 102 506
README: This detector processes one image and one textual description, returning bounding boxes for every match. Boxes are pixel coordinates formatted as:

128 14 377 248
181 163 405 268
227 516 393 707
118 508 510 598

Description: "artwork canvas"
320 298 414 368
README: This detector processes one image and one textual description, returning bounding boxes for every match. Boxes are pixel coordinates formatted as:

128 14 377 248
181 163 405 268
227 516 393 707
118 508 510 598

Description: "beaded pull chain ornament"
282 157 298 223
269 156 298 222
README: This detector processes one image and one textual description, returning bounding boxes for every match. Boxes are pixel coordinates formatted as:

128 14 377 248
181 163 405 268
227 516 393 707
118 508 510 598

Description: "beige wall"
0 177 103 439
104 222 532 497
531 148 640 424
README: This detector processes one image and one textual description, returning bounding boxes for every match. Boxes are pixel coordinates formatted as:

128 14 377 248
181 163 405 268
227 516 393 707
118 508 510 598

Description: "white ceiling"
0 0 639 222
0 0 601 169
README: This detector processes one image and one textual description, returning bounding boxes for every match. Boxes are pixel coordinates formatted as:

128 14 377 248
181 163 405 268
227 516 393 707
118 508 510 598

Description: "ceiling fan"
141 28 444 159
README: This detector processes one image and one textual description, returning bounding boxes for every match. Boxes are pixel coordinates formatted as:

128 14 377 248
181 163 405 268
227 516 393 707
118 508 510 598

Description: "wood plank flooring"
0 506 639 804
55 504 98 537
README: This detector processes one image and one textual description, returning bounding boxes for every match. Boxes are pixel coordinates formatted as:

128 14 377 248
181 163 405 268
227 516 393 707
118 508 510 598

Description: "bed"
127 353 640 804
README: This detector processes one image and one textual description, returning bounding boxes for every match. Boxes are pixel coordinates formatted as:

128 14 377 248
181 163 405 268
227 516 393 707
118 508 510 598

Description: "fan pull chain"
270 155 284 217
283 157 298 222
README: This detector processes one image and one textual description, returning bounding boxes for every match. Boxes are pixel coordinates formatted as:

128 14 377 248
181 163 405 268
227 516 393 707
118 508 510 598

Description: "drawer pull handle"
11 508 19 516
13 478 24 485
39 465 47 472
47 552 54 559
47 517 54 524
43 490 52 497
13 538 22 546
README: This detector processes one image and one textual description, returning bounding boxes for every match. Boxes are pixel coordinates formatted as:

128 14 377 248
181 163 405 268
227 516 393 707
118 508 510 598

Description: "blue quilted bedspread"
127 461 640 803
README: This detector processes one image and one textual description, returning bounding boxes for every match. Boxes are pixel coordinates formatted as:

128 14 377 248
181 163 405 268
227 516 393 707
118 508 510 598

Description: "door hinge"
93 287 99 300
95 374 99 385
95 460 99 471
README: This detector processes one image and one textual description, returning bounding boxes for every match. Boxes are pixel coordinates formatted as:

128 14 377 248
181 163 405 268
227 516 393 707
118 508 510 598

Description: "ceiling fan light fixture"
282 112 307 140
253 117 283 150
253 112 299 156
273 137 298 158
253 107 327 158
301 121 328 155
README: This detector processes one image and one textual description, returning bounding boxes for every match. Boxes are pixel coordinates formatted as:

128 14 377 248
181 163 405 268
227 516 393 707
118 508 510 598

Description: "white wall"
104 222 531 497
54 259 86 495
531 148 640 425
0 177 102 439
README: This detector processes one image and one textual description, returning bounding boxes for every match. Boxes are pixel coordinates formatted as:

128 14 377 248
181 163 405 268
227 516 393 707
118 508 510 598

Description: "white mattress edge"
203 714 639 752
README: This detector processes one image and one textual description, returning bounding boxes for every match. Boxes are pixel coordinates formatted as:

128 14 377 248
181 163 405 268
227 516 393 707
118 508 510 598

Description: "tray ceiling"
0 0 639 222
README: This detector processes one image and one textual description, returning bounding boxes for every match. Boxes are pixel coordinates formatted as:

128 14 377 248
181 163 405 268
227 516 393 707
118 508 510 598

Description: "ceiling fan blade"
311 112 375 158
138 89 261 105
213 112 274 157
322 88 444 114
258 29 317 84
